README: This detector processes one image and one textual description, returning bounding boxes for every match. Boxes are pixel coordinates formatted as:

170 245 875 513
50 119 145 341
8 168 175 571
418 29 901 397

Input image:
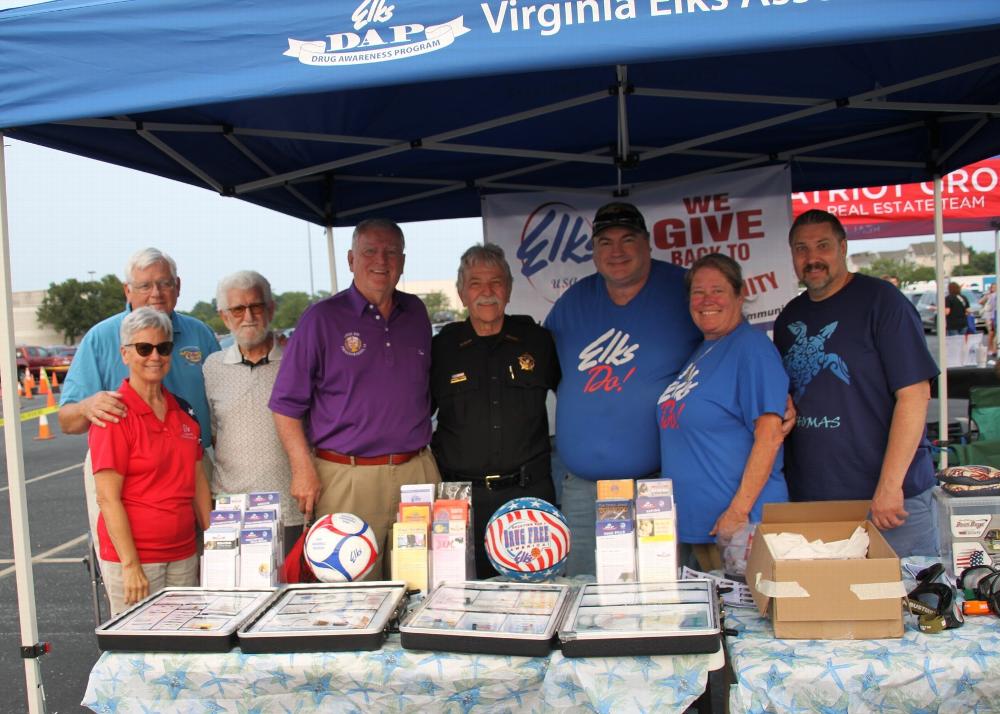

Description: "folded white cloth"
764 526 869 560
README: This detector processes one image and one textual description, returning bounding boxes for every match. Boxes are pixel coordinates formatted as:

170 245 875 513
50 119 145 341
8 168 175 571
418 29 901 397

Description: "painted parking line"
0 461 83 494
0 533 88 580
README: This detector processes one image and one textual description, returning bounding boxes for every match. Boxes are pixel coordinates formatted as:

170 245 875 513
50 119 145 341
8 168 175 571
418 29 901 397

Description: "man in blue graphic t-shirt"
545 202 701 575
774 210 939 557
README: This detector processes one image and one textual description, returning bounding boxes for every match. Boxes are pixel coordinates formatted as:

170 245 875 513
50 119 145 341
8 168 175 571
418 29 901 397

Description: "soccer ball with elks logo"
304 513 378 582
485 498 570 581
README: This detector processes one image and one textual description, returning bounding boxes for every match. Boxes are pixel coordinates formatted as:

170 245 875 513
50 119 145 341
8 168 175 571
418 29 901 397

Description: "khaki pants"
313 448 440 581
101 553 199 617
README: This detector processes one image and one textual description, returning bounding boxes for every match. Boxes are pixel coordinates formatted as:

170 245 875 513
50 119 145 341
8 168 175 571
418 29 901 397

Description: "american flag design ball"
485 498 570 581
305 513 379 583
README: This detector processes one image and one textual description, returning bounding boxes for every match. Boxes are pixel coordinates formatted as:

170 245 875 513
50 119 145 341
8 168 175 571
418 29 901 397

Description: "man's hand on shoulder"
870 484 908 530
58 390 126 433
82 391 127 428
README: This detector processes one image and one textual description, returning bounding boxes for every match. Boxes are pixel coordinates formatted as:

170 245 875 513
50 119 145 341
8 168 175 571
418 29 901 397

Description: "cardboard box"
746 501 905 640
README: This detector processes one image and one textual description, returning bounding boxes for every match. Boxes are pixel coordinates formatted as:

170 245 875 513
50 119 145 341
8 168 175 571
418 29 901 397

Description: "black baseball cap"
592 202 647 236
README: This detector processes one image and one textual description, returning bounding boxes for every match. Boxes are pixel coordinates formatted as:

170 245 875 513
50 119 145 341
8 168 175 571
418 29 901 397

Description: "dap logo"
284 0 470 66
516 202 593 304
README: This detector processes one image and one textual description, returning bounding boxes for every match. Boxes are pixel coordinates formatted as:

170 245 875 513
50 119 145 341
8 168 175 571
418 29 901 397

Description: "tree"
857 258 934 287
952 247 996 276
36 274 125 344
184 300 225 334
272 291 314 330
419 290 458 323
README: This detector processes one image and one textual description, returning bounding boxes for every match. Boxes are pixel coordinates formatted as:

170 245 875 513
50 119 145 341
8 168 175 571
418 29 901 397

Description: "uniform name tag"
450 372 467 384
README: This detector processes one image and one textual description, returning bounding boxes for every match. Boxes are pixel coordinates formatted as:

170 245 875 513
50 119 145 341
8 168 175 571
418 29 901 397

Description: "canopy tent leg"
326 224 337 294
934 174 948 468
0 136 48 713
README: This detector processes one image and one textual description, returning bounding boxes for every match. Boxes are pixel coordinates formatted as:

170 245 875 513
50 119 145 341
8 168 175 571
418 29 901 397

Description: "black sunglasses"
124 341 174 357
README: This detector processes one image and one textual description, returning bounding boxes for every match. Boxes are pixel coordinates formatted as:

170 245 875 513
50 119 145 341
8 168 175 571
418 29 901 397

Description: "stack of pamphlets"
595 479 637 583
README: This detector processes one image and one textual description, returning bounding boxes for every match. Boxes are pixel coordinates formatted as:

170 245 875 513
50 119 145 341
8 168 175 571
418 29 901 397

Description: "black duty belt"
448 454 548 492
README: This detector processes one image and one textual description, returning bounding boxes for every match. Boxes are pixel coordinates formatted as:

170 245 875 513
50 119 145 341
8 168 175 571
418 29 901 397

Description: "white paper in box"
401 483 436 504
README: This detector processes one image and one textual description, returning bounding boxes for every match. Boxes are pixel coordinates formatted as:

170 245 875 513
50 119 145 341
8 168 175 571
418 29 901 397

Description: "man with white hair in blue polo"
59 247 220 549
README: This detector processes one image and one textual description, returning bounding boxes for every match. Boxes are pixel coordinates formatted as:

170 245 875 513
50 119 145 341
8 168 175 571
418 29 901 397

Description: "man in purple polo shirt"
270 218 440 580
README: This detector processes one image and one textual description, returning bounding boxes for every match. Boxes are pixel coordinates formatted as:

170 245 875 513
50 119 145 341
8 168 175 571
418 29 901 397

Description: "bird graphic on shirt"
783 321 851 401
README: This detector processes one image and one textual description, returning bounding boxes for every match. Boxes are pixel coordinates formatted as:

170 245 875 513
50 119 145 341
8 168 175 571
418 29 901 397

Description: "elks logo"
577 328 637 394
656 363 699 431
283 0 470 67
179 347 202 365
516 202 593 305
180 423 197 441
342 332 367 356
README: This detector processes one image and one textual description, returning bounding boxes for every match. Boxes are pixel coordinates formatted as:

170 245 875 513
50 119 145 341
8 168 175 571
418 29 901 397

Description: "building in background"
848 240 967 275
11 290 65 346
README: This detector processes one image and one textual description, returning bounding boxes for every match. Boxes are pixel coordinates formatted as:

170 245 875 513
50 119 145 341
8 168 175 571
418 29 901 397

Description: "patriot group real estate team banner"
483 165 797 327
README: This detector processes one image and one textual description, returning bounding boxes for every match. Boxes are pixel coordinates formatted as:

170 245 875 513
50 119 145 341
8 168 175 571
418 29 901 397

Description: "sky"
2 138 481 312
3 136 999 313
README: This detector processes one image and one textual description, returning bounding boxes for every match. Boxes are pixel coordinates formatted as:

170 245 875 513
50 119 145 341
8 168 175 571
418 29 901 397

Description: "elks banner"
793 158 1000 240
483 164 796 327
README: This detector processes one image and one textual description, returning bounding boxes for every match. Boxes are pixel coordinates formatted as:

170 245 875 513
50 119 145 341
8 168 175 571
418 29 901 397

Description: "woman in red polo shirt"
91 307 211 615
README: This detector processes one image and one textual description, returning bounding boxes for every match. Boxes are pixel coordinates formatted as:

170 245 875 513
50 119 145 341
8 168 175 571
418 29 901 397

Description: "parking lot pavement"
1 407 99 713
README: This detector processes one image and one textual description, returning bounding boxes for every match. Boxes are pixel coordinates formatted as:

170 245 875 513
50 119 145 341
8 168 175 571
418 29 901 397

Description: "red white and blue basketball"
485 498 570 581
305 513 378 583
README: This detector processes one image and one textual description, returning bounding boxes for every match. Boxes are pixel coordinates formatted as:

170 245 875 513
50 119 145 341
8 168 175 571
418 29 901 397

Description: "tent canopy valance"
1 0 999 226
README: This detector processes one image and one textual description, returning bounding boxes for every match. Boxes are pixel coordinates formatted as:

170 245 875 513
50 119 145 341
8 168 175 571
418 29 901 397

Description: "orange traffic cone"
39 368 50 395
17 380 23 397
22 378 33 400
34 413 55 440
25 370 35 392
45 389 56 409
51 371 60 391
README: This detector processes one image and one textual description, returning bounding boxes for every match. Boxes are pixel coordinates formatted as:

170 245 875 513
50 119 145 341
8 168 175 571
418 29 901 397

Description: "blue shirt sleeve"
737 330 789 431
873 286 939 393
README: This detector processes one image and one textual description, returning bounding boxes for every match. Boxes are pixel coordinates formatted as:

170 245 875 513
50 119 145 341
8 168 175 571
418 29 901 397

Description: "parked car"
16 345 73 381
912 289 984 334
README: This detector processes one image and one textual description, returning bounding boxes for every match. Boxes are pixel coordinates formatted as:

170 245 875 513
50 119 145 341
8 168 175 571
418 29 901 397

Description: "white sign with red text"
483 164 796 326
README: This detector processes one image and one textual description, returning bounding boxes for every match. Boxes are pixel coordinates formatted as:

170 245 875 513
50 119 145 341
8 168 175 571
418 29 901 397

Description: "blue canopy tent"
1 1 999 709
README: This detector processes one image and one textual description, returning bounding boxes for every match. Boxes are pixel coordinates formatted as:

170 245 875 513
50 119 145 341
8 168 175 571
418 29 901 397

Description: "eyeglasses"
124 341 174 357
225 303 267 318
129 279 177 293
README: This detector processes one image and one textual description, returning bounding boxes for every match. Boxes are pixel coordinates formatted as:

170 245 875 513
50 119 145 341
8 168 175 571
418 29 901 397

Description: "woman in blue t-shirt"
657 254 789 572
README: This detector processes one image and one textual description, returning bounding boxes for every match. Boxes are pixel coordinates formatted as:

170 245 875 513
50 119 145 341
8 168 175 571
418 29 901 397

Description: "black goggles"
905 563 964 631
124 341 174 357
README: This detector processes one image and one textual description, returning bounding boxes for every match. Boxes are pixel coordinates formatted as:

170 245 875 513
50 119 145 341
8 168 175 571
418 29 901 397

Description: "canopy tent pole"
0 135 47 713
994 225 999 357
934 174 949 468
326 224 337 294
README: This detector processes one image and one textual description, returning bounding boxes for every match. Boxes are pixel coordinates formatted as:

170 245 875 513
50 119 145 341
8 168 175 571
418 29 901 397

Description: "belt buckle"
485 474 502 491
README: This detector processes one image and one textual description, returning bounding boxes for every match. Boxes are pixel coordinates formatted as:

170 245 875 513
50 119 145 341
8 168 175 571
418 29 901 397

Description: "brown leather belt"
315 448 421 466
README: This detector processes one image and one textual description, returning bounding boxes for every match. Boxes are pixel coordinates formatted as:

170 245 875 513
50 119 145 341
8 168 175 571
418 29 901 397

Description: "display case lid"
400 580 573 641
558 579 720 642
238 581 407 639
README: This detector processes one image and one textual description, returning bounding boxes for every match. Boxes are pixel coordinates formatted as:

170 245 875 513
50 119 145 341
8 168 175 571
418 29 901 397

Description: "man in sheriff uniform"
431 244 560 578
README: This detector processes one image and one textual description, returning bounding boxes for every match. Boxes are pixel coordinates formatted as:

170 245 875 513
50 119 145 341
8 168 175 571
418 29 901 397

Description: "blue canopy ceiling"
1 0 999 226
